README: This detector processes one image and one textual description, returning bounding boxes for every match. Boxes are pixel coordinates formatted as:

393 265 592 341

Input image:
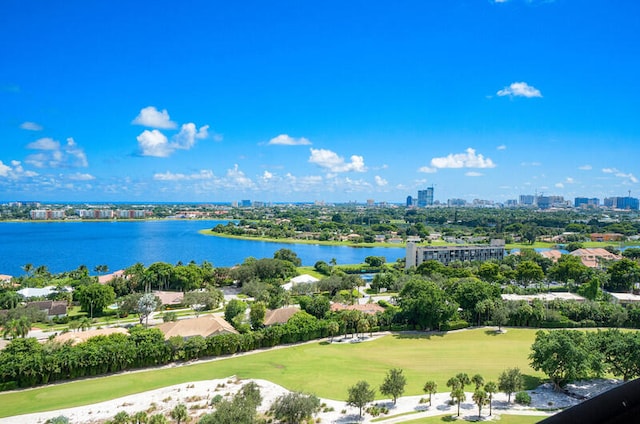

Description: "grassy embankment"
200 229 634 251
0 328 544 418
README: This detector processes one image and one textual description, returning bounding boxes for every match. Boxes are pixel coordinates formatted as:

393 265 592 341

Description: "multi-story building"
405 239 506 269
30 209 65 220
519 195 535 206
417 186 434 207
575 197 600 208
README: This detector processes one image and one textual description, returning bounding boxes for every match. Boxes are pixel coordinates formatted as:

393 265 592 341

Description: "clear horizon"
1 1 639 204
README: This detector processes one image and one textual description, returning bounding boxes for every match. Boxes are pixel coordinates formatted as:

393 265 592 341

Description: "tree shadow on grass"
523 373 543 390
392 332 446 340
484 328 509 336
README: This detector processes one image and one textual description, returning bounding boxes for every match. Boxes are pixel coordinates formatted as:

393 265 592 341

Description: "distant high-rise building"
575 197 599 208
406 195 413 207
417 186 434 207
240 199 252 207
448 198 466 207
616 196 639 210
519 195 535 206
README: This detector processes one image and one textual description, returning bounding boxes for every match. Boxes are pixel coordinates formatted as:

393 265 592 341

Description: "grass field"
0 328 545 418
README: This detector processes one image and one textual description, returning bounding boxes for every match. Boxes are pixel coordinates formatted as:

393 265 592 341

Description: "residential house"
54 327 129 345
570 248 621 268
330 303 385 315
26 300 68 319
155 315 238 340
263 306 300 326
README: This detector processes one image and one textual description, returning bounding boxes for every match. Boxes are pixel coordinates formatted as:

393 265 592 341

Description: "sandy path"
0 377 622 424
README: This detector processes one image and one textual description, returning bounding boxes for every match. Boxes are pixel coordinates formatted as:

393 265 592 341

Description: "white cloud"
555 183 564 188
497 144 507 150
0 160 38 179
602 168 618 174
173 123 210 150
20 121 43 131
25 137 88 168
138 123 209 157
132 106 177 129
579 165 592 171
0 161 10 177
374 175 388 187
262 170 273 181
497 82 542 98
616 172 639 184
418 166 437 173
465 171 483 177
225 164 256 189
68 172 95 181
153 169 215 181
27 137 59 150
308 148 367 173
137 130 172 157
521 161 542 167
430 148 496 169
268 134 312 146
565 177 575 184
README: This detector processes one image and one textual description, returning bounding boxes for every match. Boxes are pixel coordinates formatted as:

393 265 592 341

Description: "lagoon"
0 220 405 276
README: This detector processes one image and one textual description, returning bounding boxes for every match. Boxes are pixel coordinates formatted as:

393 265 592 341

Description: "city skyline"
1 1 639 203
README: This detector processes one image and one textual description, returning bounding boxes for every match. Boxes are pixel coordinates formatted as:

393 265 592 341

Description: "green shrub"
515 391 531 405
441 320 469 331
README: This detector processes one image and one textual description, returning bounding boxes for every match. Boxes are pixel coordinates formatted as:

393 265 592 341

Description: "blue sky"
1 0 639 204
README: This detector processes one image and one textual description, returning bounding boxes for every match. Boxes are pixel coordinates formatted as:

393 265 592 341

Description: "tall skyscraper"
417 186 434 207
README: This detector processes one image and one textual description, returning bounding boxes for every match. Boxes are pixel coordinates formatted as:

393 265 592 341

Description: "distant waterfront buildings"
417 186 434 207
30 209 65 220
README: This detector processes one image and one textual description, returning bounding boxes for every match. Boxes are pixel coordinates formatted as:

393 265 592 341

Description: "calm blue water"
0 220 405 276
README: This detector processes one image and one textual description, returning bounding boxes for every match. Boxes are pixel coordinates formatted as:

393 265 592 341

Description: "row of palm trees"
423 372 499 418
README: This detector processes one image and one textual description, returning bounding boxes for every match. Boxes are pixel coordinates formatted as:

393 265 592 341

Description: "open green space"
0 328 544 418
400 414 544 424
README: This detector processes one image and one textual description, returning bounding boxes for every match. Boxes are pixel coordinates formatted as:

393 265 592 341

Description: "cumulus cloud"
20 121 43 131
137 130 172 157
173 123 210 150
374 175 388 187
0 160 38 179
137 122 210 157
429 148 496 169
132 106 177 129
25 137 88 168
268 134 312 146
0 161 10 177
27 137 59 150
497 82 542 98
579 165 592 170
602 168 618 174
497 144 507 150
555 183 564 188
308 148 367 173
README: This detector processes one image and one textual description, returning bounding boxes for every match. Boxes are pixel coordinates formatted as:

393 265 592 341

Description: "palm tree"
15 316 31 338
451 387 466 417
148 413 168 424
455 372 471 390
472 388 488 418
170 403 188 424
133 411 149 424
423 380 437 406
484 381 497 416
471 374 485 390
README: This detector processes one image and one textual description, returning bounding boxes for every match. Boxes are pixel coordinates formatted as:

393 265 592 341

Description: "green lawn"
0 328 545 418
401 414 544 424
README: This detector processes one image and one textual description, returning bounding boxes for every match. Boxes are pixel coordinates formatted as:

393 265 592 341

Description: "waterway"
0 220 405 276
